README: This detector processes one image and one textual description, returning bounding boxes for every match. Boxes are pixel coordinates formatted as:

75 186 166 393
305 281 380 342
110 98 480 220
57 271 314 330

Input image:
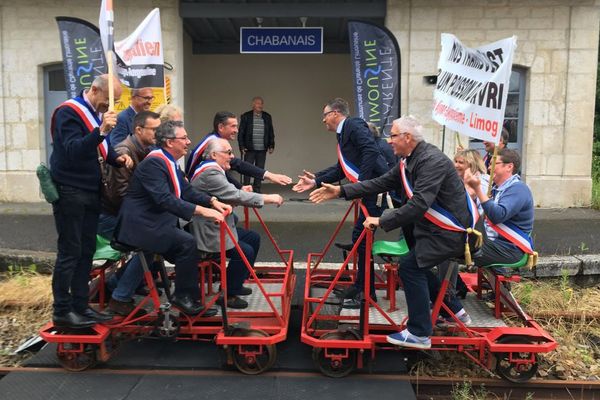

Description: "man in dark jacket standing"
294 98 389 308
310 115 473 349
50 74 133 329
238 96 275 192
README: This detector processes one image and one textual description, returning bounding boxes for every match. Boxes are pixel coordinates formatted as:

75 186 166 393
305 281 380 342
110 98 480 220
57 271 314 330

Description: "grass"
592 142 600 209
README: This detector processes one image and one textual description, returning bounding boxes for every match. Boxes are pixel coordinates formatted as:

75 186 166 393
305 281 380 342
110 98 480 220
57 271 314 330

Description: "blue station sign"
240 27 323 54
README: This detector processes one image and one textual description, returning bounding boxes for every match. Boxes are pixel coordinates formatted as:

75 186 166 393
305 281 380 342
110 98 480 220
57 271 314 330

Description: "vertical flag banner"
348 21 401 137
55 17 107 99
432 33 516 143
99 0 114 63
114 8 165 109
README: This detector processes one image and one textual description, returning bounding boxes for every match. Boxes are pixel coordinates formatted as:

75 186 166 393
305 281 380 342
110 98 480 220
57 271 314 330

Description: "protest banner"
113 8 165 112
432 34 516 144
348 21 401 137
55 17 107 99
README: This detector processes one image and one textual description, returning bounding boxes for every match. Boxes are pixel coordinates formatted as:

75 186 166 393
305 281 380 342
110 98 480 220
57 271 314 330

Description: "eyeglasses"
171 136 189 141
141 126 159 132
134 95 155 102
322 110 336 119
389 132 409 139
216 149 233 155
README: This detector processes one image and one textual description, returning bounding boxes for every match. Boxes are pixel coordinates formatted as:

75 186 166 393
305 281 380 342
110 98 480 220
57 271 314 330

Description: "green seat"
483 252 528 269
372 239 409 258
93 235 122 261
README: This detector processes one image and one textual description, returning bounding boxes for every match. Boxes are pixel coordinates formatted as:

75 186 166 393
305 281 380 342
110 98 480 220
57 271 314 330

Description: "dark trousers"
351 196 382 297
226 227 260 295
243 150 267 192
427 259 464 316
398 250 435 337
52 185 101 315
474 236 524 267
161 229 200 300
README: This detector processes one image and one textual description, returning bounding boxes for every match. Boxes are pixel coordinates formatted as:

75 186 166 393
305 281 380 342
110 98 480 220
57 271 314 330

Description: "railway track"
0 367 598 399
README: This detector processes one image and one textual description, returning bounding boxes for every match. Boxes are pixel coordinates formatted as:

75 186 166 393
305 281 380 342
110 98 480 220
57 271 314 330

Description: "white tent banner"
432 34 516 144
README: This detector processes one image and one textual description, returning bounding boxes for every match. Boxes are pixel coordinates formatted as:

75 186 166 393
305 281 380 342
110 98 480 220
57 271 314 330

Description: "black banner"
348 21 401 137
56 17 107 99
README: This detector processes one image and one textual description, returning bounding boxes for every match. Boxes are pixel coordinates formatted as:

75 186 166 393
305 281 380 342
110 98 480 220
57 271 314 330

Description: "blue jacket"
116 152 212 253
482 176 534 251
315 117 389 186
110 106 136 146
185 131 264 187
50 95 120 192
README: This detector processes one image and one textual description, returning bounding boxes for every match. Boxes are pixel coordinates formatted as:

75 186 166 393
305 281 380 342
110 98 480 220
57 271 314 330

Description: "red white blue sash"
190 160 225 182
54 97 109 160
399 159 478 233
186 133 219 177
337 144 360 183
146 149 182 198
486 219 534 254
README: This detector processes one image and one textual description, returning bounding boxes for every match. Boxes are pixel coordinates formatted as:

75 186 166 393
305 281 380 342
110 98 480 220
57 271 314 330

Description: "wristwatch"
209 196 218 206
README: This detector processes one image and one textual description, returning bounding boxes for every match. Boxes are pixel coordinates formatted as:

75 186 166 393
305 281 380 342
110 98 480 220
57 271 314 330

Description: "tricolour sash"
190 160 225 183
486 219 534 255
51 97 109 160
186 133 219 178
337 144 360 183
146 149 182 198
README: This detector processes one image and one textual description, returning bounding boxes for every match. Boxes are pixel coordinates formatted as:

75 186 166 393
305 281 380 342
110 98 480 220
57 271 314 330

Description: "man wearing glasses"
293 98 389 308
116 120 231 315
111 87 155 146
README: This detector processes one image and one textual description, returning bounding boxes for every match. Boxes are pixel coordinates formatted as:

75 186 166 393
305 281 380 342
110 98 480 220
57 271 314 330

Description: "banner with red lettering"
432 34 516 144
114 8 165 111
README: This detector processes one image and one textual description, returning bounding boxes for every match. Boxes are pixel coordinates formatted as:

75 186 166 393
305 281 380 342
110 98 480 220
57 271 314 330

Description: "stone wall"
0 0 182 202
386 0 599 207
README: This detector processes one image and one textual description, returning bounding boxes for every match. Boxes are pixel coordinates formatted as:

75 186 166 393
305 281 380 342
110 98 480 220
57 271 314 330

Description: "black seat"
110 238 142 253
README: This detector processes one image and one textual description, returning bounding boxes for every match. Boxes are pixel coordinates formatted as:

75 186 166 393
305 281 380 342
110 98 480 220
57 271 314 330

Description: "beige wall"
0 0 182 202
183 37 354 178
387 0 599 207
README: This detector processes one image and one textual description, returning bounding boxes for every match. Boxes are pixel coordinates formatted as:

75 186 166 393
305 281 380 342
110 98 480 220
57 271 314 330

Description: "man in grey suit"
189 138 283 309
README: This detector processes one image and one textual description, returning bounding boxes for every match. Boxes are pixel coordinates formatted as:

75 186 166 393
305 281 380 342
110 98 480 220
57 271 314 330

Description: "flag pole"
107 51 114 111
487 146 498 197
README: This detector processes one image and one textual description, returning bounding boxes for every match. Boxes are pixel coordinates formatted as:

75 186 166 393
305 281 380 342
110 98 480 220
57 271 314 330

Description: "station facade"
0 0 598 207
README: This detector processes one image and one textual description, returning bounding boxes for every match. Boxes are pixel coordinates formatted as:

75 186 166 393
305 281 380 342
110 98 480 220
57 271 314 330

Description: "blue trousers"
226 227 260 295
51 185 100 315
351 196 381 296
398 250 435 337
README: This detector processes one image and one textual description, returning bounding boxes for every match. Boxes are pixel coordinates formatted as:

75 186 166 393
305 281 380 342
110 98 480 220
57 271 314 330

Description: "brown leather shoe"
108 298 135 316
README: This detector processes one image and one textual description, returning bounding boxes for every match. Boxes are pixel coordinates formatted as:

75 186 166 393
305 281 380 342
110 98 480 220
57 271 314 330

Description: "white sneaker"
437 311 472 327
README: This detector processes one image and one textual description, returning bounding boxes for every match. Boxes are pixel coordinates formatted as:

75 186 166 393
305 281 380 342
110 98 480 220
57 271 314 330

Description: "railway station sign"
240 27 323 54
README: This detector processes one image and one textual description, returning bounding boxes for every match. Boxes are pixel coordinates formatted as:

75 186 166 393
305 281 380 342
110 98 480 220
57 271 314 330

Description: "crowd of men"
49 77 534 350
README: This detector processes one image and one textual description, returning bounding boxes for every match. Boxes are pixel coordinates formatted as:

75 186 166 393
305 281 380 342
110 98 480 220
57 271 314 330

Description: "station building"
0 0 598 207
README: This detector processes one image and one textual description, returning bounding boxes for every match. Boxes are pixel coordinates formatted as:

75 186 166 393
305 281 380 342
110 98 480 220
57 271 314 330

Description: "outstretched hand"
292 175 315 193
265 171 293 186
309 183 340 204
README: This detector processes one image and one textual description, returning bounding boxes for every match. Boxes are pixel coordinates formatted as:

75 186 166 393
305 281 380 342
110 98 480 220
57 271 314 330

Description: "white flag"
98 0 114 56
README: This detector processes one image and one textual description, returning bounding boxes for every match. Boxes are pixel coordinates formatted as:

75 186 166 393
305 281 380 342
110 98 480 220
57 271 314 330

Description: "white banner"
114 8 164 89
432 34 516 144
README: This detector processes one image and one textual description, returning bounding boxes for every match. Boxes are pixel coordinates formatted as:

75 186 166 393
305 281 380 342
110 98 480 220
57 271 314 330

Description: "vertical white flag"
99 0 114 57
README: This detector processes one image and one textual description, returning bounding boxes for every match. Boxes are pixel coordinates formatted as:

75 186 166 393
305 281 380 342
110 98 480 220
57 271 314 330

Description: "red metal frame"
301 201 557 379
40 207 295 373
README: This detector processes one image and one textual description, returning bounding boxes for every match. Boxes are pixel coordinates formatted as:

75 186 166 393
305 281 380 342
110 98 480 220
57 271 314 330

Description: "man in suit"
110 87 154 146
238 96 276 192
310 115 474 349
50 74 133 329
186 111 291 189
293 98 388 308
116 120 231 315
189 138 283 309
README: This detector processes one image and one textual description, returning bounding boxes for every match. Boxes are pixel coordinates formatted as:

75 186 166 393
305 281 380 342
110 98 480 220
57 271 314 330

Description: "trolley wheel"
312 330 360 378
495 335 539 383
230 329 276 375
56 344 97 372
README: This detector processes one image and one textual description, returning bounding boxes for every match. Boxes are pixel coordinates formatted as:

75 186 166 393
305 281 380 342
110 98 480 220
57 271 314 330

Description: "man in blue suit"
110 87 154 146
293 98 388 307
116 120 231 315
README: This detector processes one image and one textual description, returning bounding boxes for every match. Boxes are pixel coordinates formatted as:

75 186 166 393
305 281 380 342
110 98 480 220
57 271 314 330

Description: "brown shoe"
108 298 136 316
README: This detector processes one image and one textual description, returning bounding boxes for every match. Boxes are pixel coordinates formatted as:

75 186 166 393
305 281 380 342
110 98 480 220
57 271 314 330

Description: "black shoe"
338 285 360 299
78 307 114 322
201 306 219 317
172 295 203 315
53 311 96 329
218 296 248 309
236 286 253 296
